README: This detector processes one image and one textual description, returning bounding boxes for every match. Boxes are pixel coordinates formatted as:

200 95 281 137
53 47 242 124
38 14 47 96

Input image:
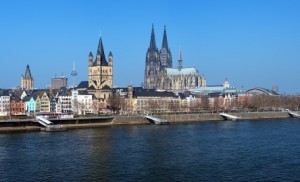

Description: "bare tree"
168 100 178 113
213 97 219 113
200 96 209 111
148 99 160 114
108 94 121 114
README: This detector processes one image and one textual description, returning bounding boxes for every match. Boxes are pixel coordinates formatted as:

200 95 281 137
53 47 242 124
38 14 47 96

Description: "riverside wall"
112 112 291 125
0 112 293 133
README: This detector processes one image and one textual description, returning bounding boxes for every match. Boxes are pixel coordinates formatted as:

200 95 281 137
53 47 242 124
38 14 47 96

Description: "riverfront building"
144 25 206 92
0 90 10 116
113 86 183 114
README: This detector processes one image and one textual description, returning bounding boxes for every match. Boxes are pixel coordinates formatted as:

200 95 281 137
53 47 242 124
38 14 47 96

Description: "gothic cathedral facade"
144 25 206 92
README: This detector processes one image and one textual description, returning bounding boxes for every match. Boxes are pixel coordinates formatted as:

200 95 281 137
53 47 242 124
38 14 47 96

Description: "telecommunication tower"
71 62 78 89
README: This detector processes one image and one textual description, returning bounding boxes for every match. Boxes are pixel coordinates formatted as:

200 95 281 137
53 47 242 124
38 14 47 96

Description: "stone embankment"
0 112 295 133
112 111 292 125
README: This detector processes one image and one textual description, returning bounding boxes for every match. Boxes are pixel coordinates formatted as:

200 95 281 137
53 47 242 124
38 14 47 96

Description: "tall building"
144 25 206 92
144 24 160 89
51 76 68 89
77 36 113 100
21 64 34 90
144 25 172 89
88 37 113 90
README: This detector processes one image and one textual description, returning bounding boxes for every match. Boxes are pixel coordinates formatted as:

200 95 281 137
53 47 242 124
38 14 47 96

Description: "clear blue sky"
1 0 300 94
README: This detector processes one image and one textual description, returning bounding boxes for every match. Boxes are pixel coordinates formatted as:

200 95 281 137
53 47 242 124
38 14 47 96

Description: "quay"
0 111 297 133
0 116 114 133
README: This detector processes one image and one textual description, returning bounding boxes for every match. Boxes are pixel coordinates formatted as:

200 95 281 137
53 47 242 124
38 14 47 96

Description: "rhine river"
1 118 300 181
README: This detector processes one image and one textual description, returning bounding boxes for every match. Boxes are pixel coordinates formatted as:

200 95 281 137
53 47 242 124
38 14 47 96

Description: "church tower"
21 64 34 90
144 24 160 89
88 37 113 90
160 25 172 69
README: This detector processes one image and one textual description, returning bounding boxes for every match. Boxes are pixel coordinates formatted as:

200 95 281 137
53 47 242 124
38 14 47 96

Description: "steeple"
96 36 107 65
178 48 183 71
149 24 157 51
162 25 169 50
25 64 33 79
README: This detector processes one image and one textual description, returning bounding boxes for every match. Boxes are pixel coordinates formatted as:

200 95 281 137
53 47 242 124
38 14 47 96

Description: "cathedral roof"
166 67 198 76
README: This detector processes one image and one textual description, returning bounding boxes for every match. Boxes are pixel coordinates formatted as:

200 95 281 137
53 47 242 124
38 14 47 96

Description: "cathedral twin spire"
149 24 157 51
162 25 169 50
149 24 169 52
144 24 173 89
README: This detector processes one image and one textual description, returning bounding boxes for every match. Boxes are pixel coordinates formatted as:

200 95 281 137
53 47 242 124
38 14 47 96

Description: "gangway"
36 116 53 127
144 115 169 125
288 111 300 118
219 113 240 121
35 116 67 131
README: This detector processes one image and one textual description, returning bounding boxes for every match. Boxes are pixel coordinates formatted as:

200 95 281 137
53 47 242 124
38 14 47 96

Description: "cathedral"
144 25 206 92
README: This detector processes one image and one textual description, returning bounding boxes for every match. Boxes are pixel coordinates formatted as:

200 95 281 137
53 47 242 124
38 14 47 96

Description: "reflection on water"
1 119 300 181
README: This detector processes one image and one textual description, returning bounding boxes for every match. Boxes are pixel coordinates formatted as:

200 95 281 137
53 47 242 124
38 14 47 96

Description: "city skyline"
1 0 300 93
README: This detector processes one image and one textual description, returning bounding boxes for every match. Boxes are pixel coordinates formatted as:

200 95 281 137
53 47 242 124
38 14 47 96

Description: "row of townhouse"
0 87 103 117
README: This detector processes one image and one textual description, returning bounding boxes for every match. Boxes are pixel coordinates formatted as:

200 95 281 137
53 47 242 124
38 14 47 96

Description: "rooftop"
166 67 198 76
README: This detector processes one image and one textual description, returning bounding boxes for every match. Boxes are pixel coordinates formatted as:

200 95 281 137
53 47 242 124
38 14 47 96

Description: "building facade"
21 65 34 90
114 86 182 114
144 25 206 92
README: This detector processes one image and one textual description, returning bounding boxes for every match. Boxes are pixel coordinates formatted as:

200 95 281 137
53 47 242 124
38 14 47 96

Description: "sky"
0 0 300 94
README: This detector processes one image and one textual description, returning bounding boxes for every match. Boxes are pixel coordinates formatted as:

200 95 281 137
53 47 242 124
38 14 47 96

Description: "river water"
1 119 300 181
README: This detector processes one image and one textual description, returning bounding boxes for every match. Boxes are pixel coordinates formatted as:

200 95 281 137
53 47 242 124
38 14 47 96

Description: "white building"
57 87 72 113
72 90 98 115
0 90 10 116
